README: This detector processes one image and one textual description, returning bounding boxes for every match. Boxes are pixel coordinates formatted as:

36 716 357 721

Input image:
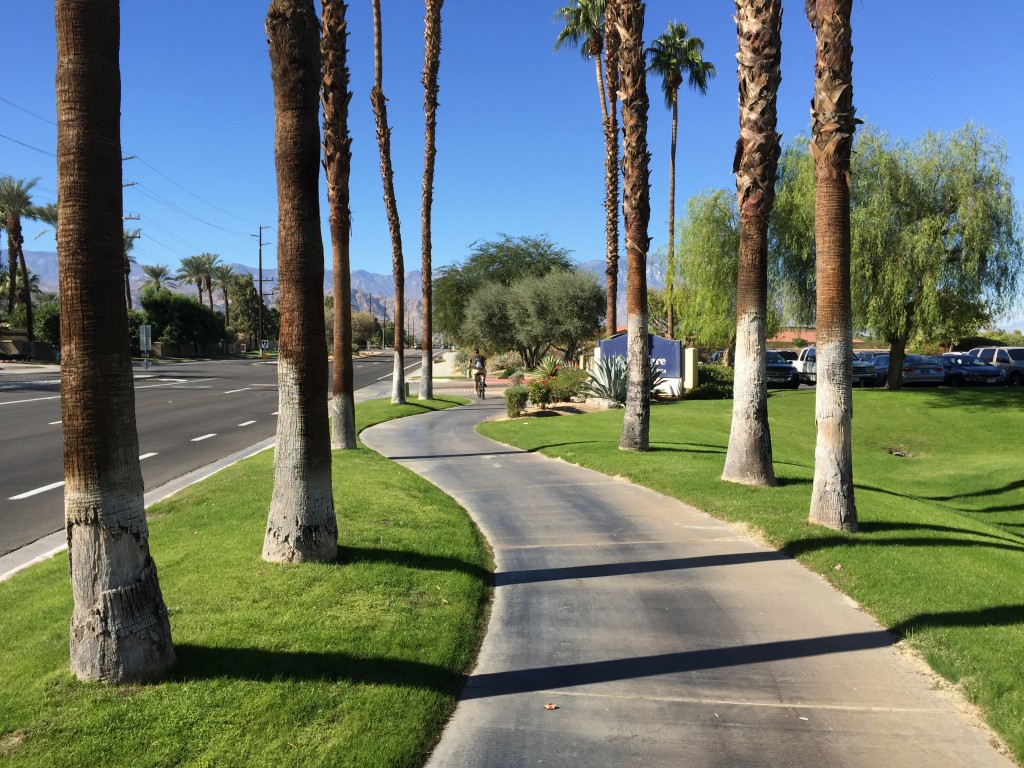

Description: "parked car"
793 347 875 386
867 354 890 386
900 354 945 386
939 353 1007 386
765 351 800 389
774 349 798 361
966 346 1024 386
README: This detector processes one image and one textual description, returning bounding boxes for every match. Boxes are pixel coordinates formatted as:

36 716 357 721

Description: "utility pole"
252 225 272 353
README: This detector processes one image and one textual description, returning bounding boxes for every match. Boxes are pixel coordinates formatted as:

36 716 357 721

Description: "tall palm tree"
419 0 444 400
807 0 858 531
198 252 219 311
0 176 39 323
212 263 235 326
56 0 174 682
176 254 207 304
123 227 139 309
263 0 337 563
555 0 620 337
370 0 407 404
141 263 176 292
647 21 715 339
321 0 357 449
617 0 652 452
33 201 59 239
722 0 782 487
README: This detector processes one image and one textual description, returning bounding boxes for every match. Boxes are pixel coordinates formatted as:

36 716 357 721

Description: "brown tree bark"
56 0 174 682
722 0 783 487
617 0 652 452
370 0 407 404
263 0 337 562
420 0 444 400
603 0 620 337
807 0 858 532
321 0 357 449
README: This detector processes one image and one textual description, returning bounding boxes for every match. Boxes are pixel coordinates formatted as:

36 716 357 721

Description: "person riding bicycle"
471 348 486 397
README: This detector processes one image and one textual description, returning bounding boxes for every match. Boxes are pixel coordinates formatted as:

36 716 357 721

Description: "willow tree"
56 0 174 681
370 0 407 404
321 0 357 448
617 0 652 452
646 21 715 340
807 0 858 531
722 0 782 487
555 0 620 337
420 0 444 400
262 0 337 562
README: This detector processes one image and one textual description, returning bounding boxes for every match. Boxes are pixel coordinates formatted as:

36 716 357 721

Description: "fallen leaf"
833 564 842 571
441 598 449 605
543 703 559 711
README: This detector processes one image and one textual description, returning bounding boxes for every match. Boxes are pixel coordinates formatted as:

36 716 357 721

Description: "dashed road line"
10 481 64 500
139 452 158 460
224 388 251 394
191 433 217 442
237 420 256 427
48 420 61 425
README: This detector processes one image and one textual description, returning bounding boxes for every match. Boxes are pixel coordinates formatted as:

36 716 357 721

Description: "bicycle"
474 371 486 399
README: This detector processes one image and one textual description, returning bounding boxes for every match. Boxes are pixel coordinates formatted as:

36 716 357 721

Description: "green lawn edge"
0 395 492 768
479 388 1024 762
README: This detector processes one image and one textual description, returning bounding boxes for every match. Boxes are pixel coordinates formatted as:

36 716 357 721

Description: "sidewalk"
361 401 1014 767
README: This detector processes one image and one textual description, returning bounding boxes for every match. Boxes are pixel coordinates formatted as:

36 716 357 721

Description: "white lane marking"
134 378 216 390
10 481 65 500
272 411 279 416
237 420 256 427
0 395 62 406
139 452 158 460
224 388 251 394
49 420 62 425
191 433 217 442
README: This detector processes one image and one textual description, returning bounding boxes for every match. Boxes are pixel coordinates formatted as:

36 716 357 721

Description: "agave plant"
587 355 666 405
531 355 562 379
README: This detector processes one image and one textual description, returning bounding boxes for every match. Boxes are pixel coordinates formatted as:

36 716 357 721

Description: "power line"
0 132 55 158
132 155 262 227
0 95 56 126
128 184 251 240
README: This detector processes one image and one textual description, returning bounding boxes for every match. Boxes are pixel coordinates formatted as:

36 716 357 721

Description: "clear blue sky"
5 2 1023 301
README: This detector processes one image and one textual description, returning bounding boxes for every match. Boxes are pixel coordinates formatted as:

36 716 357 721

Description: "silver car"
901 354 945 386
967 347 1024 386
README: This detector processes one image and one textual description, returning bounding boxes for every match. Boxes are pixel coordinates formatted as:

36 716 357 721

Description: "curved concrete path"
362 399 1013 768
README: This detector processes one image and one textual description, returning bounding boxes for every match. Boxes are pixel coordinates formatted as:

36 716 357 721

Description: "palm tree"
262 0 337 564
123 228 139 309
211 264 235 326
647 21 715 339
176 254 207 304
321 0 357 449
370 0 407 404
420 0 444 400
555 0 620 337
141 263 176 292
56 0 174 682
807 0 858 531
617 0 652 452
0 177 40 349
722 0 782 487
197 252 219 311
33 201 59 238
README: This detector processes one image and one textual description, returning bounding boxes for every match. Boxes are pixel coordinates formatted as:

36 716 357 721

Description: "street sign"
139 324 152 352
260 339 269 350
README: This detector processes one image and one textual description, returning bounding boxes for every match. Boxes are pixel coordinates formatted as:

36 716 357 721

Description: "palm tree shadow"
858 520 1024 546
170 644 456 690
890 605 1024 638
339 545 490 581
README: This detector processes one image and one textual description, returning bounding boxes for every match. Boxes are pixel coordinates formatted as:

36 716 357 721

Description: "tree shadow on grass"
784 533 1024 559
170 644 457 690
858 520 1024 547
340 545 490 581
890 605 1024 638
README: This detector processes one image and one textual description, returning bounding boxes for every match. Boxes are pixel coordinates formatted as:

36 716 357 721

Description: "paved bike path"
361 399 1012 767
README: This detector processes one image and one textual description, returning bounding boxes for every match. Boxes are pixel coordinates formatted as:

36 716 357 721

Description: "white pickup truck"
794 347 875 387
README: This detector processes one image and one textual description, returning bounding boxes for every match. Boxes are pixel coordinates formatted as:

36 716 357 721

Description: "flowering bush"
526 377 554 409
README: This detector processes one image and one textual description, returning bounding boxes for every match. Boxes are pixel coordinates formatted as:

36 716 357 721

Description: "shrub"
504 386 529 418
549 365 589 402
453 348 472 372
508 368 527 387
686 363 733 399
526 378 554 409
532 355 562 379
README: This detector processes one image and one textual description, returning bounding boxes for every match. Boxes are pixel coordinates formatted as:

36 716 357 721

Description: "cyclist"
471 348 487 398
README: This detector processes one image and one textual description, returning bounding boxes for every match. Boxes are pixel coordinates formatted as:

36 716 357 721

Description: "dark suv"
967 347 1024 386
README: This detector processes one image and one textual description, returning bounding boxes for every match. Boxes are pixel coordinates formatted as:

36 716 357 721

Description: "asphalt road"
0 350 421 558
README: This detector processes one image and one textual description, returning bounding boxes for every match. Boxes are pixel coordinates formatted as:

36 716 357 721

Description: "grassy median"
481 386 1024 762
0 396 491 768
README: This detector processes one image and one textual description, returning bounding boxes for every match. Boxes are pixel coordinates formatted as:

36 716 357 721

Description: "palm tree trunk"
205 276 214 311
617 0 652 452
263 0 337 563
18 249 35 357
420 0 444 401
223 288 230 327
722 0 782 487
56 0 174 682
666 94 678 339
124 260 132 309
370 0 406 404
5 220 17 315
321 0 357 449
603 0 620 337
807 0 858 532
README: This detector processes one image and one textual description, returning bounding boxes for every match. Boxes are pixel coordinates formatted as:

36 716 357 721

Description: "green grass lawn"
0 396 491 768
481 386 1024 761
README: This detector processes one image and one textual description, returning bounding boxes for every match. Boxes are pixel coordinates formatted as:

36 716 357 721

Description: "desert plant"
453 348 471 373
508 368 527 387
504 386 529 418
549 365 590 402
532 354 562 379
588 355 666 405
